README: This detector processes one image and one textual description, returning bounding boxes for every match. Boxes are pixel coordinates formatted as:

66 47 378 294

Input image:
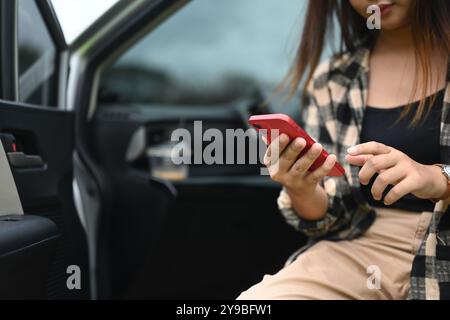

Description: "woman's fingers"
345 154 373 167
383 178 414 205
358 153 399 185
261 135 268 145
291 143 323 176
303 154 337 184
370 165 407 201
278 138 307 173
347 142 391 156
263 134 290 167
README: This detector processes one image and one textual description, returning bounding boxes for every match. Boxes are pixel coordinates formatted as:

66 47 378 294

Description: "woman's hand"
263 134 337 196
346 142 448 204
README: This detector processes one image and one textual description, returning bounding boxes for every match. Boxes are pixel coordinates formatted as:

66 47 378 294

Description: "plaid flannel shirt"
278 45 450 300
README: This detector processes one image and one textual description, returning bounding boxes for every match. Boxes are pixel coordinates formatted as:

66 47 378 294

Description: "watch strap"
431 164 450 202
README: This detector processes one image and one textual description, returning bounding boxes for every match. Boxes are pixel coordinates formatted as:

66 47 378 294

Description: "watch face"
443 166 450 179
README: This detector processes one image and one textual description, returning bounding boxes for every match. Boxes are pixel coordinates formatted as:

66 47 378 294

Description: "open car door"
0 0 89 299
69 0 306 299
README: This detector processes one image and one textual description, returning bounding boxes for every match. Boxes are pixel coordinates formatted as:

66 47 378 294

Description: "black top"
360 90 445 212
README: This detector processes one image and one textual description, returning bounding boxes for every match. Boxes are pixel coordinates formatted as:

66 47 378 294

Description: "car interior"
0 0 307 300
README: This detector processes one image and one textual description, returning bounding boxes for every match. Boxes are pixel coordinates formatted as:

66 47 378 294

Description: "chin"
381 19 410 30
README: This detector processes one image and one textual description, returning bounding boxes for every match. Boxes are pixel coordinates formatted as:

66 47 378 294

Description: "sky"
51 0 118 43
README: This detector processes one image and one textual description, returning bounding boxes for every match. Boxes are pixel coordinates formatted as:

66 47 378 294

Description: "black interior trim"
36 0 67 50
0 0 18 101
34 0 67 109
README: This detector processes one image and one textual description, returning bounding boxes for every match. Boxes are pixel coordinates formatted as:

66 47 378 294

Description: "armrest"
0 214 60 299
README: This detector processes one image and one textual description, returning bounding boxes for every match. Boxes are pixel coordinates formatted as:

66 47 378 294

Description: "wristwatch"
431 164 450 202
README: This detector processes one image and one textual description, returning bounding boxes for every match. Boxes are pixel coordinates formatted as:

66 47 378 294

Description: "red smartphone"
249 113 345 177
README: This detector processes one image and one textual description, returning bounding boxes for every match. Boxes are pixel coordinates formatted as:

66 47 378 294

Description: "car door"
0 0 89 299
69 0 307 299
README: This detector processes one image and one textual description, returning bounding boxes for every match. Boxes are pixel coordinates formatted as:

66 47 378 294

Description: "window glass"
18 0 57 107
98 0 304 106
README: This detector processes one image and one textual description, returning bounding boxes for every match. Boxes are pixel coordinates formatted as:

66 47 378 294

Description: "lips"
378 3 393 15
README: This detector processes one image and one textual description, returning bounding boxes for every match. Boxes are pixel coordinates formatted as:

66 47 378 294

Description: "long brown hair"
286 0 450 124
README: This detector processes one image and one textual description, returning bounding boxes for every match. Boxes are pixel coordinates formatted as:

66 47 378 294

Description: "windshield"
99 0 305 106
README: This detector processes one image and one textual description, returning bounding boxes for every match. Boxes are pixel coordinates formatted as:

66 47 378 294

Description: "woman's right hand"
263 134 337 196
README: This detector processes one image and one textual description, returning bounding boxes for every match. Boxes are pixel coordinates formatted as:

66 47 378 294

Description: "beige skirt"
238 207 433 300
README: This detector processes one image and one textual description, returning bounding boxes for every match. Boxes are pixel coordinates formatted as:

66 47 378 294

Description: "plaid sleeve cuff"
277 187 341 238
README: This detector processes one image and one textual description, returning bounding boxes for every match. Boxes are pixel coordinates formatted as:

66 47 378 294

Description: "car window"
18 0 57 107
98 0 304 107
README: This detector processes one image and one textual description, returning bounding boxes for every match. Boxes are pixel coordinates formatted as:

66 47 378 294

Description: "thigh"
237 238 413 300
237 209 430 300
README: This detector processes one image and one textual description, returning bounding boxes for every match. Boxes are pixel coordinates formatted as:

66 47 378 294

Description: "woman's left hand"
346 142 448 205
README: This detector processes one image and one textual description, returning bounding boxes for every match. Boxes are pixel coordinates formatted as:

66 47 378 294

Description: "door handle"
7 152 44 169
0 133 44 169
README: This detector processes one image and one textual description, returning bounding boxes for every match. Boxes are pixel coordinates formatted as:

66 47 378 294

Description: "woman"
238 0 450 300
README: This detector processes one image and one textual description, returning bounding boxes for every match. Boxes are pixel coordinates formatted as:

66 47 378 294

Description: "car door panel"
0 101 89 299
